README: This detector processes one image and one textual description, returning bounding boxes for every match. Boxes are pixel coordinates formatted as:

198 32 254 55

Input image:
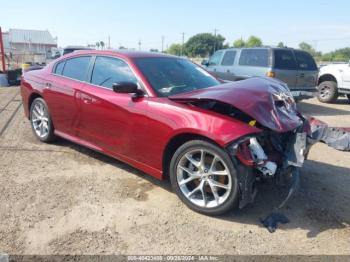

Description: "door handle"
45 83 52 89
300 73 305 77
227 69 230 73
213 68 217 72
82 96 93 104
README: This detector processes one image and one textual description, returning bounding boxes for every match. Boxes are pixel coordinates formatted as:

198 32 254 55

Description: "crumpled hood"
169 77 303 132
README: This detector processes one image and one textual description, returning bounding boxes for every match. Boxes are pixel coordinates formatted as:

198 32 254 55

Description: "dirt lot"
1 86 350 255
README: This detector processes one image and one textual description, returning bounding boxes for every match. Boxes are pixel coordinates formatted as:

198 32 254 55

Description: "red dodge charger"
21 50 349 215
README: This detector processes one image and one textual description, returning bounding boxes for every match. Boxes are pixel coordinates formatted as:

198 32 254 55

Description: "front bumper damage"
230 115 350 232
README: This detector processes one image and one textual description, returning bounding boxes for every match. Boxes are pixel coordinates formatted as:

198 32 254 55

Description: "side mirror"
201 59 209 66
112 82 144 98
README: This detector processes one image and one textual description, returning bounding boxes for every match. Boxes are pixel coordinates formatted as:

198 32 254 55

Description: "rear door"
294 50 318 90
272 49 298 89
46 56 91 136
216 50 237 81
205 50 224 78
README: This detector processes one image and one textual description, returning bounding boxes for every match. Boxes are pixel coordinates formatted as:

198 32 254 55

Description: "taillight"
266 71 275 78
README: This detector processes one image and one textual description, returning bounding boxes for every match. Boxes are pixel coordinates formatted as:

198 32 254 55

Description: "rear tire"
317 81 338 103
30 97 57 143
169 140 239 216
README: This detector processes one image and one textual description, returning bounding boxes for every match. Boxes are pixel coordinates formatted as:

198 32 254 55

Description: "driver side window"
90 56 138 89
208 51 224 66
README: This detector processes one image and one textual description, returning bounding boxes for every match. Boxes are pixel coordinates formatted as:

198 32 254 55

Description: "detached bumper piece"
308 118 350 151
320 127 350 151
260 117 349 233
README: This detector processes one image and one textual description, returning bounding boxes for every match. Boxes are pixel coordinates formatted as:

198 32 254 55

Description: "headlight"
272 91 295 109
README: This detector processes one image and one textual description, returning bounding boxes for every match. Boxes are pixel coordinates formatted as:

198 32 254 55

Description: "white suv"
317 61 350 103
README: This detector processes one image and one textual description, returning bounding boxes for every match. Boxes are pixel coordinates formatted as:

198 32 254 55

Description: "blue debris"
260 212 290 233
260 168 300 233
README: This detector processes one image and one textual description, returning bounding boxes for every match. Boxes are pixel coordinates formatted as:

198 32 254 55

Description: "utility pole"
0 27 6 73
108 36 111 49
138 40 141 50
213 28 218 53
161 36 165 53
313 40 318 51
181 32 185 56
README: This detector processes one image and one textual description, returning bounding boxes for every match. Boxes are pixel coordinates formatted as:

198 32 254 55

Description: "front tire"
169 140 239 216
317 81 338 103
30 97 56 143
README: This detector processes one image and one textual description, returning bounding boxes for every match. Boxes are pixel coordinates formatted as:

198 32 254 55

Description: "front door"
206 50 224 78
216 50 237 81
77 56 147 156
341 64 350 88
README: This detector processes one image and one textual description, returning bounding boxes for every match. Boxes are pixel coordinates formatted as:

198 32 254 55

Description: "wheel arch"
162 133 221 179
28 92 43 117
318 74 337 85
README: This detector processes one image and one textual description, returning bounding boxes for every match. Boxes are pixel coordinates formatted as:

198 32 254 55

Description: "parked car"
317 61 350 103
203 47 318 99
63 46 93 56
20 50 348 216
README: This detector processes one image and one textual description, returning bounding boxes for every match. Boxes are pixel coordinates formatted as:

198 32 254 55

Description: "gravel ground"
0 87 350 255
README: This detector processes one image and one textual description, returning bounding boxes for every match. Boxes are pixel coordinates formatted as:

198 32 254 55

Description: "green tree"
167 43 183 56
232 36 262 48
298 42 321 58
298 42 323 60
233 38 245 48
95 42 100 49
185 33 226 57
321 48 350 62
246 36 262 48
277 42 285 48
299 42 314 53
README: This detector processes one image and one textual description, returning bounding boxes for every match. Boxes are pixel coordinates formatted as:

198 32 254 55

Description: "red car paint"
20 50 262 179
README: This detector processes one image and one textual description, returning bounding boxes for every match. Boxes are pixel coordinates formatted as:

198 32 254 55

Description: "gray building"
3 29 57 65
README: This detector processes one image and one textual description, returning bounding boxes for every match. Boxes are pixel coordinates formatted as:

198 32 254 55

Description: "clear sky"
1 0 350 52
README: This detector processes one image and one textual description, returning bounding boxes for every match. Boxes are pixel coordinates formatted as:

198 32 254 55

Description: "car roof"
217 47 297 52
63 49 177 59
64 46 93 50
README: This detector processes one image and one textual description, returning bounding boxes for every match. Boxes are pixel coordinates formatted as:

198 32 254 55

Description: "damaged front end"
170 77 350 211
228 117 350 232
226 98 350 210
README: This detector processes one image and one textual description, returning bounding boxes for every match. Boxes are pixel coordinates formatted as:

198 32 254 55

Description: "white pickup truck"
317 61 350 103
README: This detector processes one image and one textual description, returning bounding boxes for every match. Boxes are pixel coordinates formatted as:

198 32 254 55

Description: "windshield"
134 57 221 96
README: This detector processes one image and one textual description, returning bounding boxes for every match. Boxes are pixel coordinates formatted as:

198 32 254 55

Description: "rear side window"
221 51 236 66
62 56 91 81
208 51 224 66
54 61 65 75
294 51 317 71
239 49 269 67
91 56 137 89
273 49 297 70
